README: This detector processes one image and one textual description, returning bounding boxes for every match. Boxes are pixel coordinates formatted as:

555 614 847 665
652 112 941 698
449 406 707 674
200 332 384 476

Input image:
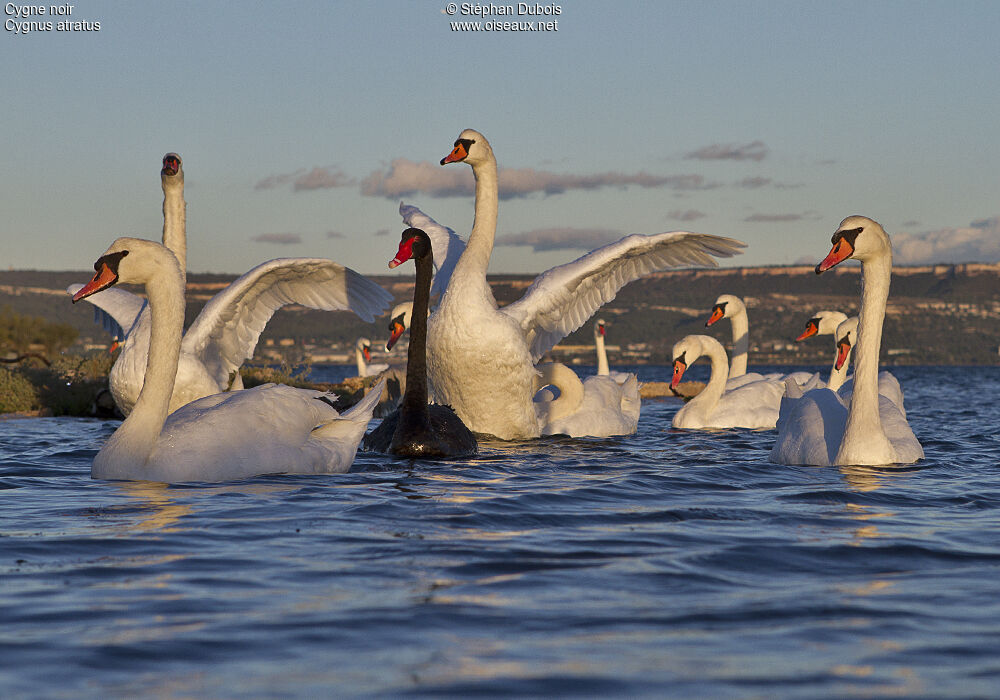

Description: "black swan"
362 228 477 458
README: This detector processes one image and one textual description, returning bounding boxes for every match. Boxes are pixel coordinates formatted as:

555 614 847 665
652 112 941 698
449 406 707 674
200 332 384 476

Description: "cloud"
497 227 625 252
254 167 354 191
360 159 719 200
326 231 345 239
738 176 772 189
892 216 1000 265
685 141 768 162
666 209 706 222
252 233 302 245
743 213 806 223
373 228 390 237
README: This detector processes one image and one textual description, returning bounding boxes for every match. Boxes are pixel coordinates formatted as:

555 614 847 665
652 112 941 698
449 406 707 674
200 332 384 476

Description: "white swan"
593 319 634 385
795 311 905 410
428 129 745 439
706 293 817 390
355 338 389 377
770 216 923 466
72 237 386 482
670 334 785 429
70 153 393 416
534 362 640 437
829 317 906 416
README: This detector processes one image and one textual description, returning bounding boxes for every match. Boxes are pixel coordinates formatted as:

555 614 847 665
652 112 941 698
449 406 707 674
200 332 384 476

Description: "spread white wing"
66 285 147 340
501 232 746 362
398 201 467 299
181 258 392 386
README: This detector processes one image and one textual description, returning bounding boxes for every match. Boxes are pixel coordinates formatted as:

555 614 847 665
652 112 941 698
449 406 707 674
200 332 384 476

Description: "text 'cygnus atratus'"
73 238 385 483
770 216 922 466
427 129 746 439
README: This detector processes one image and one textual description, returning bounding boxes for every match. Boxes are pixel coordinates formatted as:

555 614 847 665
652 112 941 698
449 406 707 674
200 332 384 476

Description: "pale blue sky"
4 0 999 276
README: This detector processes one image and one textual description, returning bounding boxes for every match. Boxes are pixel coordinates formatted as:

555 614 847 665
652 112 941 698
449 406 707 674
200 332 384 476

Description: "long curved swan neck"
537 363 584 422
850 253 891 413
162 175 186 285
595 329 609 375
399 251 434 422
727 306 749 377
698 339 730 406
113 255 185 465
455 153 499 289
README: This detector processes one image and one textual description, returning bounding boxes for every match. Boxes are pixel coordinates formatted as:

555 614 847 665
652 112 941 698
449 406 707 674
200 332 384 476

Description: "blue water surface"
2 365 999 698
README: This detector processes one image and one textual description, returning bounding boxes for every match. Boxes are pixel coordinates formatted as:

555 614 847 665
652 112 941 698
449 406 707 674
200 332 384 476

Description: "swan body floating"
670 334 785 429
73 238 386 482
534 362 640 437
362 228 476 457
706 293 817 390
426 129 745 439
355 338 389 377
770 216 923 466
71 154 393 416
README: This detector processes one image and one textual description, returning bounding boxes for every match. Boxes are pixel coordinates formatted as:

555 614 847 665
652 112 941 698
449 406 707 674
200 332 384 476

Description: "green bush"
0 367 42 413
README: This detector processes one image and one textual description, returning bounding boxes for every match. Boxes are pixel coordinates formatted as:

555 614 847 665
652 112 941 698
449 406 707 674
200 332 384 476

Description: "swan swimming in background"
593 319 634 385
73 238 386 482
770 216 923 466
533 361 641 437
705 293 817 390
362 228 476 457
427 128 745 439
355 338 389 377
795 311 905 411
670 334 785 430
70 153 393 416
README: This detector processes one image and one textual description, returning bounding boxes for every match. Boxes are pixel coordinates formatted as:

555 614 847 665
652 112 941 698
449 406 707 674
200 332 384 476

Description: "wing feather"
181 258 392 384
500 232 745 362
66 284 147 340
398 201 467 298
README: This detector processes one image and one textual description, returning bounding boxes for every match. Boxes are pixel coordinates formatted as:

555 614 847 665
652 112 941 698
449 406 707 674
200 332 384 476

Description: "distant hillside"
3 262 999 365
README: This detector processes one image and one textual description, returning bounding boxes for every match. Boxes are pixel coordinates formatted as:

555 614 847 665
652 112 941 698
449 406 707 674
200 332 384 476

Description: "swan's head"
670 336 704 388
72 238 178 302
386 302 413 351
796 310 849 341
357 337 373 363
440 129 493 167
595 319 606 338
705 294 744 327
834 317 859 370
816 216 888 273
388 228 432 268
161 152 183 184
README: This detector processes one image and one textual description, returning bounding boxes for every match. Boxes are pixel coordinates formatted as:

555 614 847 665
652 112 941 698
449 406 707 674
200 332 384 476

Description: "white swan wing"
67 284 147 340
771 387 848 466
501 232 746 362
399 201 467 299
181 258 392 385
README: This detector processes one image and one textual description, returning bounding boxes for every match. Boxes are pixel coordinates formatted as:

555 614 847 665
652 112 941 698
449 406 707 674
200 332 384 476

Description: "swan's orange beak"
796 320 819 342
441 141 469 165
671 358 687 389
389 236 416 269
363 345 372 363
816 238 854 274
835 336 852 370
598 324 605 337
706 305 725 327
386 320 406 351
72 261 118 303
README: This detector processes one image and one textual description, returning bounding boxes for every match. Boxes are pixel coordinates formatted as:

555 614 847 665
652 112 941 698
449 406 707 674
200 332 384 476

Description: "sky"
3 0 999 279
